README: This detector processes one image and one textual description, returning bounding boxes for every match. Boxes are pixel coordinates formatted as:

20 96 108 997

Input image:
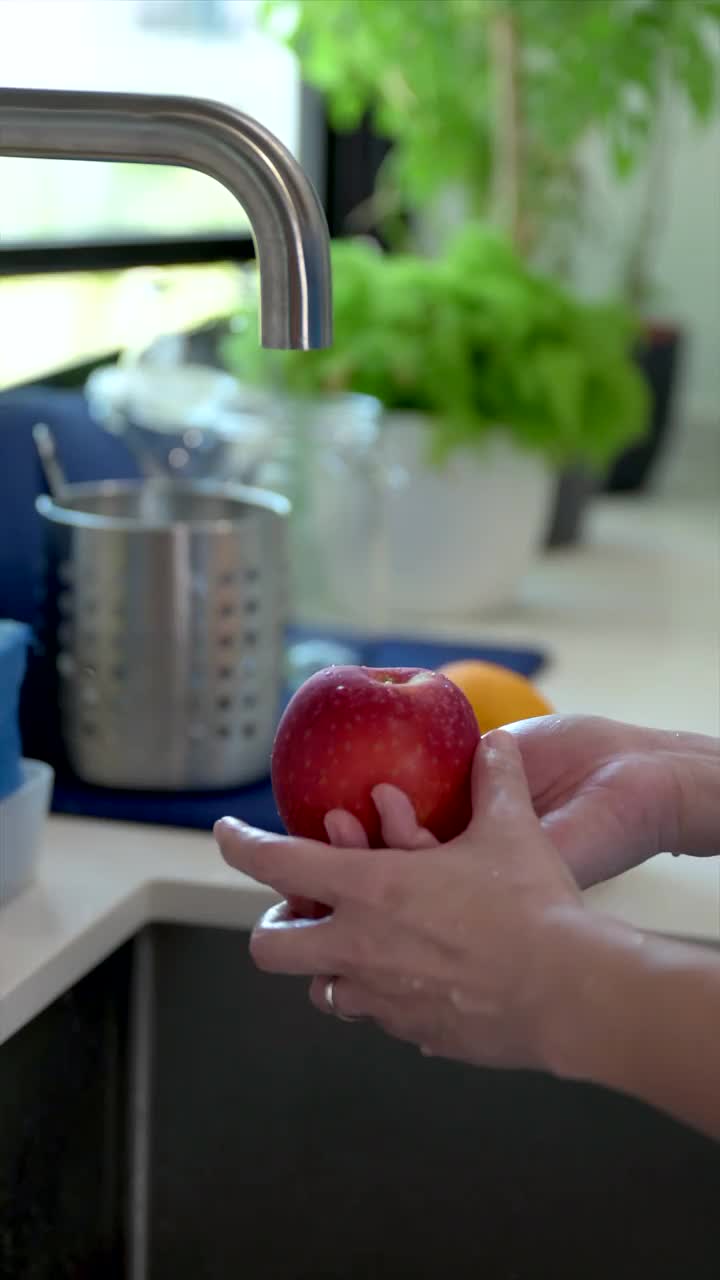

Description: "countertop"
1 494 718 1048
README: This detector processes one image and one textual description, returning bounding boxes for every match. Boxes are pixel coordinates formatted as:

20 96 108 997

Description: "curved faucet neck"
0 87 332 350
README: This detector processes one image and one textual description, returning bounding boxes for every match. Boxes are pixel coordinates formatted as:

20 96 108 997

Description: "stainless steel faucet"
0 87 332 349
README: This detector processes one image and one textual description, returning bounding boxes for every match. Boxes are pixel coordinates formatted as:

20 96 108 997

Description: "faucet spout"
0 87 332 349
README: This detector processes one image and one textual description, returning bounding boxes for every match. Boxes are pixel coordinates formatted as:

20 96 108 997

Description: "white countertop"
1 494 719 1048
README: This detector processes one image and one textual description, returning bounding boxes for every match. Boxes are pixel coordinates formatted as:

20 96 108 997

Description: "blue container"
0 620 30 802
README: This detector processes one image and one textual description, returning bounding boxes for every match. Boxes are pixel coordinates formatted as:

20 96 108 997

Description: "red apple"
271 666 480 914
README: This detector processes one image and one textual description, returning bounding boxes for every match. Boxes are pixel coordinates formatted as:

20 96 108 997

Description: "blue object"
0 621 30 801
0 386 140 764
51 629 546 833
0 387 139 628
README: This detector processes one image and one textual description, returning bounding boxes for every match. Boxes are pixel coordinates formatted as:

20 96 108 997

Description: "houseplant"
600 4 720 491
263 0 720 519
223 225 648 615
264 0 719 251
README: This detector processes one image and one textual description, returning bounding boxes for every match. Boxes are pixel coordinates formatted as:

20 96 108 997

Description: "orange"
439 659 553 733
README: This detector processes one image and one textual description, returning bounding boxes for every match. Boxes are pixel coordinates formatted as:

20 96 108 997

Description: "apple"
271 665 480 915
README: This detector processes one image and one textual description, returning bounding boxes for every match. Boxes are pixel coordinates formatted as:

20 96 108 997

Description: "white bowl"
0 759 54 909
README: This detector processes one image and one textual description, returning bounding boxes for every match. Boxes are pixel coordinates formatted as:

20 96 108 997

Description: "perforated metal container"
36 479 290 791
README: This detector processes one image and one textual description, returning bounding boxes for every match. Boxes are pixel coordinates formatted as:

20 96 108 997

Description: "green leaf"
673 20 718 120
264 0 719 264
221 225 650 467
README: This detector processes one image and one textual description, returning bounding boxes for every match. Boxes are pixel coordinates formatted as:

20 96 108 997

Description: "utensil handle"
32 423 67 501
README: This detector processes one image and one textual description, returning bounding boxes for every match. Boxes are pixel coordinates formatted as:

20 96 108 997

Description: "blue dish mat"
0 621 30 802
51 632 546 833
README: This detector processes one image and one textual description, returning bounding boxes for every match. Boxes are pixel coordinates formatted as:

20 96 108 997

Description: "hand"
325 715 717 890
215 732 583 1072
504 715 719 887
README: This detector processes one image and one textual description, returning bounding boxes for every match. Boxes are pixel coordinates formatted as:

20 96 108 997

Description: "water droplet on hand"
450 987 498 1016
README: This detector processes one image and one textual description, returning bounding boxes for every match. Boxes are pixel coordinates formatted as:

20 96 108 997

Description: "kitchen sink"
2 925 719 1279
143 926 720 1280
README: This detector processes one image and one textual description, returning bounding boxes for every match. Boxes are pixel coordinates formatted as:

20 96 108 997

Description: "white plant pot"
376 413 554 616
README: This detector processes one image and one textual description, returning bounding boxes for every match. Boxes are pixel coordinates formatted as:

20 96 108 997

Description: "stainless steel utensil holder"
37 479 289 791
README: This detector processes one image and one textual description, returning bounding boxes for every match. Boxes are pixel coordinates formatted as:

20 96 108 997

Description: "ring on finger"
324 975 362 1024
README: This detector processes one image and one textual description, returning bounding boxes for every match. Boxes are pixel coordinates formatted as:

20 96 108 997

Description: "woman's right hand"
506 715 719 887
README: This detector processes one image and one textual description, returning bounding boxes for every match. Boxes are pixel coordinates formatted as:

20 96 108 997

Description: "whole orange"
438 659 553 733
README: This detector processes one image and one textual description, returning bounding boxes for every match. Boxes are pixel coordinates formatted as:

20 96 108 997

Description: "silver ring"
324 976 360 1023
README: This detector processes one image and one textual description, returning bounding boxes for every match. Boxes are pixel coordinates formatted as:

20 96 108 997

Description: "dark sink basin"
2 924 719 1279
144 925 720 1280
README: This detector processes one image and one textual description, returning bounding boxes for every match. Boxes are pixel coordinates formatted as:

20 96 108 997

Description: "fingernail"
324 811 344 843
214 816 241 838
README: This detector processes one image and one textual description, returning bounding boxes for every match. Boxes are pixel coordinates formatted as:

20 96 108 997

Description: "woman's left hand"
214 731 583 1071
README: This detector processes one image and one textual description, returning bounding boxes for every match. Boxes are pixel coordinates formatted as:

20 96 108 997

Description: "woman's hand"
324 715 719 890
215 732 583 1071
505 716 719 887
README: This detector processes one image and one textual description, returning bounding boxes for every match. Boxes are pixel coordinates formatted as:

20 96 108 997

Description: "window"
0 0 312 387
0 0 303 248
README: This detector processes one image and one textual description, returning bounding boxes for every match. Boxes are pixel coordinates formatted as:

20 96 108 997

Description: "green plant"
263 0 720 277
222 225 649 467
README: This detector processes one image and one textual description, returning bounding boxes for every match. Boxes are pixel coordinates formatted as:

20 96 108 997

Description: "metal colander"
36 478 289 791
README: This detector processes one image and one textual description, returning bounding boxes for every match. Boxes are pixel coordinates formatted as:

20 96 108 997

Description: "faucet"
0 87 332 349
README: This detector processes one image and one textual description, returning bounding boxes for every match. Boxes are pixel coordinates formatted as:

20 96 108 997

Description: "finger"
214 816 371 906
505 715 637 806
250 903 346 976
503 715 566 802
308 974 390 1022
371 784 438 850
325 809 369 848
308 977 440 1052
468 730 535 831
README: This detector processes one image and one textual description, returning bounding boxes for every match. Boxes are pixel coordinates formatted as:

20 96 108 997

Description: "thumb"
468 729 535 831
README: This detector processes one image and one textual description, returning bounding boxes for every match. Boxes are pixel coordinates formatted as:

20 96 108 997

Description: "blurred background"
0 0 718 805
3 0 718 482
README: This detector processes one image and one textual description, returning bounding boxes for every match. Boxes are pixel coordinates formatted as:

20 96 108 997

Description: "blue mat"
51 632 546 833
0 621 30 802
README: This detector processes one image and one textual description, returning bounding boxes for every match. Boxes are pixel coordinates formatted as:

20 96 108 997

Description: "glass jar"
253 392 387 687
